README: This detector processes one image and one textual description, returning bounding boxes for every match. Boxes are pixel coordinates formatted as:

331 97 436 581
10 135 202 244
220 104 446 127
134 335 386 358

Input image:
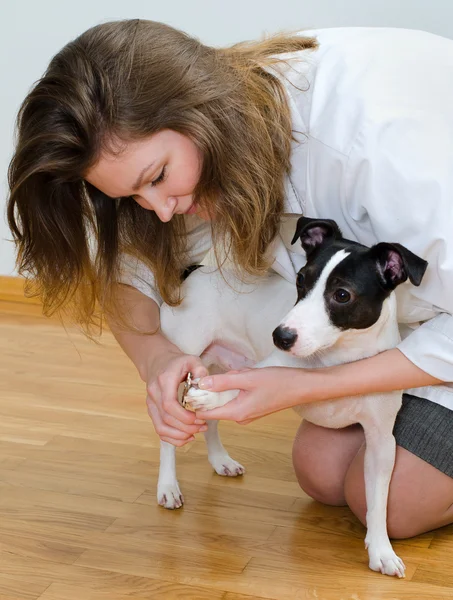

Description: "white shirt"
121 27 453 410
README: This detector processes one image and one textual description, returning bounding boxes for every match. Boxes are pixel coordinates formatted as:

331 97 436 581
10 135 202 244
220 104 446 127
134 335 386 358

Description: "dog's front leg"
157 441 184 509
362 425 405 577
204 420 245 476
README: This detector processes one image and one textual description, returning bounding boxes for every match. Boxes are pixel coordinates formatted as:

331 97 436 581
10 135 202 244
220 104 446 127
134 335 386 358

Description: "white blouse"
121 27 453 410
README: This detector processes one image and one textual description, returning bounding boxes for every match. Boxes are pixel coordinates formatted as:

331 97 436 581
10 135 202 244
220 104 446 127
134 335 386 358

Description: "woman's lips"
185 203 198 215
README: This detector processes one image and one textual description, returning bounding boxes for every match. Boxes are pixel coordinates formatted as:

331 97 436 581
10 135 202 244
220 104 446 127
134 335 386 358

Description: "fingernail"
194 419 206 425
199 426 208 432
199 377 212 390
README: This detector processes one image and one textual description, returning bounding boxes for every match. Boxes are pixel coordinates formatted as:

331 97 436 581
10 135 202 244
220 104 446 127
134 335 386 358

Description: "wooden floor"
1 299 453 600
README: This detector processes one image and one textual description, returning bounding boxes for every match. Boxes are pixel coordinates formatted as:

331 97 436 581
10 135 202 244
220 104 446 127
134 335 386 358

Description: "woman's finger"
152 377 198 426
161 411 207 435
197 370 252 393
147 397 195 441
187 361 209 381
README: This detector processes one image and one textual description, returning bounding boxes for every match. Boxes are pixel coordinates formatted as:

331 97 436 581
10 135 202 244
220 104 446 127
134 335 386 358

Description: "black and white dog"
159 217 427 578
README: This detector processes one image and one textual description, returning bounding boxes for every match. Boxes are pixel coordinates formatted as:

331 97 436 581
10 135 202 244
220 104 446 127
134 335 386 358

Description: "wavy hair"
7 19 317 335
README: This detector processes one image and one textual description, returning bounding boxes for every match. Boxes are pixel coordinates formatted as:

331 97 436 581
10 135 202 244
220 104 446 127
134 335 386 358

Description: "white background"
1 0 453 276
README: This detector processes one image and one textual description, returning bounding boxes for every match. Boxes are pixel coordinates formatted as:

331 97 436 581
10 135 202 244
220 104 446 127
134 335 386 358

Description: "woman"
7 19 453 539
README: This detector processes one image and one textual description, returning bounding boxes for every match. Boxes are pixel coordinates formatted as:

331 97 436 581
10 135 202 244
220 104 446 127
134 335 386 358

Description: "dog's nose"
272 325 298 351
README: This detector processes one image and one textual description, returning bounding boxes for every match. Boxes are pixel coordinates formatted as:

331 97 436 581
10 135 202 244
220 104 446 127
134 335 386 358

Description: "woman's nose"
140 191 176 222
154 197 176 222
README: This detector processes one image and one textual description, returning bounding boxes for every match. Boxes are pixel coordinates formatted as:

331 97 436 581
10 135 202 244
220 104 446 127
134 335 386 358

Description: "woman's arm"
194 348 442 423
312 348 442 401
107 283 209 444
107 283 182 382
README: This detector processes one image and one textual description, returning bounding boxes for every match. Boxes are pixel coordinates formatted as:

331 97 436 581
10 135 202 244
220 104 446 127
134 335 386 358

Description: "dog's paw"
185 389 225 411
366 542 406 578
157 481 184 510
185 386 238 412
209 454 246 477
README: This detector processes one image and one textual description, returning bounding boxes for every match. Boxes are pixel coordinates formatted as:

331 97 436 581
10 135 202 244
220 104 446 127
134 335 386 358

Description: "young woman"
7 19 453 538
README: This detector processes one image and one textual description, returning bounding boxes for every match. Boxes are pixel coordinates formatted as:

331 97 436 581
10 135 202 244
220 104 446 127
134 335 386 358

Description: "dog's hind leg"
157 440 184 509
204 420 245 477
361 421 406 577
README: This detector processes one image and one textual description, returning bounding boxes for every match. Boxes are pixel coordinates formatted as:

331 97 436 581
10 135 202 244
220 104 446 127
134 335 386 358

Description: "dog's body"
158 217 427 578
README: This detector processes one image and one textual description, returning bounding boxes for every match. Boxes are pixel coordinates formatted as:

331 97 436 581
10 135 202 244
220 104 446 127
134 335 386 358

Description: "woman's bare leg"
292 420 364 506
292 420 453 538
345 445 453 539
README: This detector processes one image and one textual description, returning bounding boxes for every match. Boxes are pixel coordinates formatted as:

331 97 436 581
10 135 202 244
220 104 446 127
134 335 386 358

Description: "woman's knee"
292 421 364 507
292 445 347 506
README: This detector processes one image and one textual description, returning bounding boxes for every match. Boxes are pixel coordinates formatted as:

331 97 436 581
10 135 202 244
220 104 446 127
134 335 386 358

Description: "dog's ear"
370 242 428 289
291 217 342 256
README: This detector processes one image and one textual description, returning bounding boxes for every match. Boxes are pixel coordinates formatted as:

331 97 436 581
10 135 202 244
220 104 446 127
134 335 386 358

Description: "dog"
158 216 427 578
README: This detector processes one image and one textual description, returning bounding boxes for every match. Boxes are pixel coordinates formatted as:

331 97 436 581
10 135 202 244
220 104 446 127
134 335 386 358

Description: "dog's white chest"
295 392 401 430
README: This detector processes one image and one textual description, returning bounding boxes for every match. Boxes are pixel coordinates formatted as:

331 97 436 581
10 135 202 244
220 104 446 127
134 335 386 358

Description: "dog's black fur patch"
323 244 395 330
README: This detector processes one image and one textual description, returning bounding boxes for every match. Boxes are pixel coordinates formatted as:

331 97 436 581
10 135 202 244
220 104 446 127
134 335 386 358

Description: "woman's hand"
146 352 209 446
194 366 305 424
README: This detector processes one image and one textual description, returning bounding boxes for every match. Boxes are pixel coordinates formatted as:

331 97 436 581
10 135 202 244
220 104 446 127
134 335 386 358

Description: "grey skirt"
394 394 453 478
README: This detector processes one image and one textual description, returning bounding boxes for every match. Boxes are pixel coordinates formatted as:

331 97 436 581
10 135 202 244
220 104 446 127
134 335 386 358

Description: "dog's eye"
296 272 305 287
333 289 351 303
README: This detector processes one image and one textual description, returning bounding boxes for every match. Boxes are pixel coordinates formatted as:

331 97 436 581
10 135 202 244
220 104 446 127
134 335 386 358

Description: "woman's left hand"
194 367 305 424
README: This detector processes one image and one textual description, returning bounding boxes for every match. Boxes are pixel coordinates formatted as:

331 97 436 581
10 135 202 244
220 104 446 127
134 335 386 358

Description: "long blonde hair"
7 19 317 335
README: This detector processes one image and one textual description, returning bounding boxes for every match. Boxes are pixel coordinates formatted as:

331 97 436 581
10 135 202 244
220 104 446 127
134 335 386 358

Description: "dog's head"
272 217 428 357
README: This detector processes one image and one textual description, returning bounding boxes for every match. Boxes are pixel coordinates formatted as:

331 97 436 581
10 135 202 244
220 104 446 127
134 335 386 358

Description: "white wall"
2 0 453 276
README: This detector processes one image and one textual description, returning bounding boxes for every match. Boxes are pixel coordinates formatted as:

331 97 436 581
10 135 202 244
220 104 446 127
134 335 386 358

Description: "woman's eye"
333 289 351 303
150 166 166 187
296 272 305 287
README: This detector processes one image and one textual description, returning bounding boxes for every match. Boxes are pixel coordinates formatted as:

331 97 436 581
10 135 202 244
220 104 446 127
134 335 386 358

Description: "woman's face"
85 130 210 222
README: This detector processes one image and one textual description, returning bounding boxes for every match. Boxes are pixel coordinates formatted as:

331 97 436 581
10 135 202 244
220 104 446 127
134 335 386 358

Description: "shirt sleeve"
398 314 453 382
344 112 453 383
118 253 163 307
117 217 213 308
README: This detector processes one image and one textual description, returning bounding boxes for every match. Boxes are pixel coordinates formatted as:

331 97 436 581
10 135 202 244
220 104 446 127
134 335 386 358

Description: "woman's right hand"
146 352 209 447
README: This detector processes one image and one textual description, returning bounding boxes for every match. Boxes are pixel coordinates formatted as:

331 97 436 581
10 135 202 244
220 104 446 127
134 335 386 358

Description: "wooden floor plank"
37 581 225 599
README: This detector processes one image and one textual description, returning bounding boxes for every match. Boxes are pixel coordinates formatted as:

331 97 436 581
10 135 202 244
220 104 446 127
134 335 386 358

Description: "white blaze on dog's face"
275 249 353 357
272 217 428 359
